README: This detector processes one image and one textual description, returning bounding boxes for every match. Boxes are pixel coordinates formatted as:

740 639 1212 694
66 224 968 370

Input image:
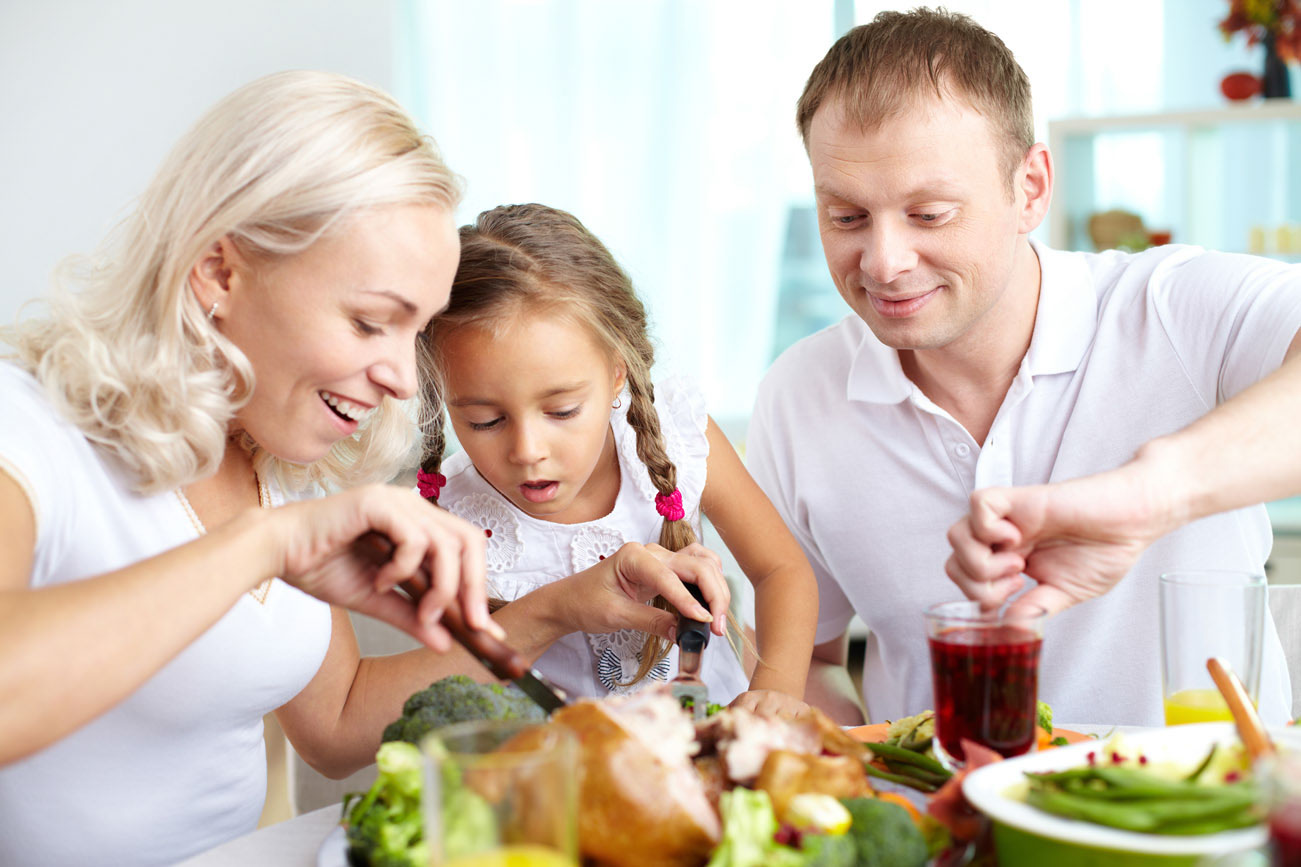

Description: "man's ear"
187 237 243 319
1017 143 1053 235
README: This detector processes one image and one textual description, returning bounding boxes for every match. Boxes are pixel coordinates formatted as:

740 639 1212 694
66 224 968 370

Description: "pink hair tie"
417 470 447 499
655 488 685 522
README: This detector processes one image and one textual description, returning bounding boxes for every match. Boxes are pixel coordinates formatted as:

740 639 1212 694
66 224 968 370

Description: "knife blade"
349 530 569 713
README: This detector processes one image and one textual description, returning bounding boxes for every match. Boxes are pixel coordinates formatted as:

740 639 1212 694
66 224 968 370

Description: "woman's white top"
438 376 750 705
0 362 332 866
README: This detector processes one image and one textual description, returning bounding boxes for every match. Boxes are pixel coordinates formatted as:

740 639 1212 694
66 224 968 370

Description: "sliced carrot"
875 790 922 825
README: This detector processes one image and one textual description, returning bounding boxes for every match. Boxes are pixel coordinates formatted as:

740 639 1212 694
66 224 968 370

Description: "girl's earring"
206 301 219 321
612 396 622 409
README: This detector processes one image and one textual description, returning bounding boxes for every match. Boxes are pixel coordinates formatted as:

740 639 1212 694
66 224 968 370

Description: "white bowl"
963 722 1296 867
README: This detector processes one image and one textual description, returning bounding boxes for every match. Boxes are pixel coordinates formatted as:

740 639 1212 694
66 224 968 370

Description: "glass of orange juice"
422 718 578 866
1158 570 1265 725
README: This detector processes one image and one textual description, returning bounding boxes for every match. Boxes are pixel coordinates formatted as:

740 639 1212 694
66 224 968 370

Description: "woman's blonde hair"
421 204 701 684
3 70 461 494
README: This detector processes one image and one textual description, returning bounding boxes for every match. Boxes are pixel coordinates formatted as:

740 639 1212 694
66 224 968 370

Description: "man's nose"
861 222 918 286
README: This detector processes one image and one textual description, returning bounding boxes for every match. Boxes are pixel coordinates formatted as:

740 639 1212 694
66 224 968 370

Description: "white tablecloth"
179 722 1129 866
176 804 342 867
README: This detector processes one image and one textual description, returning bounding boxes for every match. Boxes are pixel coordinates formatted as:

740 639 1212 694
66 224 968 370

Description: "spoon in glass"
1207 656 1274 760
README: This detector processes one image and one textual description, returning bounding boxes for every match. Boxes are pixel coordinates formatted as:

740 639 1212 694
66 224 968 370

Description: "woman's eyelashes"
352 318 383 336
465 405 582 432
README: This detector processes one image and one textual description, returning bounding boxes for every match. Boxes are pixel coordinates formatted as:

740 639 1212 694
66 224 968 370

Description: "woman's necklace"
175 474 273 604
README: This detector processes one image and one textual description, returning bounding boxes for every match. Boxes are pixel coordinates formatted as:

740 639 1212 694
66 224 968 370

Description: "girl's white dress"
438 377 749 704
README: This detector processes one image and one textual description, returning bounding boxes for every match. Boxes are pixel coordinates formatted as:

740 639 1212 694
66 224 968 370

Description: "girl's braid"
417 345 448 505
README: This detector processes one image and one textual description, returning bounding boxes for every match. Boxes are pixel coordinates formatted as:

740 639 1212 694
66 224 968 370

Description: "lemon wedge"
784 793 852 835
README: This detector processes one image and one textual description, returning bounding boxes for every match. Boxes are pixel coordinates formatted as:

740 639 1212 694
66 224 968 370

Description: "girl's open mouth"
519 480 559 503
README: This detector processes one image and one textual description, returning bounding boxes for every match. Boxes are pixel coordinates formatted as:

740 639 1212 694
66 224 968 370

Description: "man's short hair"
796 7 1034 185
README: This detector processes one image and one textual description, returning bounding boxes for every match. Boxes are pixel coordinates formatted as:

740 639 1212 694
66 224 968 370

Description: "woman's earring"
611 396 622 409
206 301 220 321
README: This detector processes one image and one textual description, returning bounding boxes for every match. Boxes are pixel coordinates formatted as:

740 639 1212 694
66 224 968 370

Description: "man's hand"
945 461 1180 615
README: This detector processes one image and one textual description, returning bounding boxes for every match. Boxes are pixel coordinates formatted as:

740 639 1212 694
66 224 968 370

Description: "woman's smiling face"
440 311 626 524
214 203 459 464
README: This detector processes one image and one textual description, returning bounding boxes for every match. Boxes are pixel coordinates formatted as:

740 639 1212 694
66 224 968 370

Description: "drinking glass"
1159 571 1266 726
422 718 578 867
925 599 1047 771
1258 736 1301 867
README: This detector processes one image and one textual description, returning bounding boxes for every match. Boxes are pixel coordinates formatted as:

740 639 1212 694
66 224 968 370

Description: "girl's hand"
730 689 810 720
264 484 500 651
551 541 729 640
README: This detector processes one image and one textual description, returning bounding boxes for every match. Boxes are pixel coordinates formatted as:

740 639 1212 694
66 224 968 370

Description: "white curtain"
401 0 835 421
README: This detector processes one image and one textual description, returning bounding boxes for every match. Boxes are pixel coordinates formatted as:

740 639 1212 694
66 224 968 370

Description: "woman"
0 71 718 866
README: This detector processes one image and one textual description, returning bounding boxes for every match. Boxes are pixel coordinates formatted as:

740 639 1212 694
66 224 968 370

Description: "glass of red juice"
1261 750 1301 867
925 600 1046 771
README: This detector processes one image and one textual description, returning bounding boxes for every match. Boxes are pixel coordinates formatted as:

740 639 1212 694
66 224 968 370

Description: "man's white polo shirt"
748 240 1298 726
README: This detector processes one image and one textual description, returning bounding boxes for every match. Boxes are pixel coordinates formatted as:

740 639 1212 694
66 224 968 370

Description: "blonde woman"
0 71 734 866
0 70 502 865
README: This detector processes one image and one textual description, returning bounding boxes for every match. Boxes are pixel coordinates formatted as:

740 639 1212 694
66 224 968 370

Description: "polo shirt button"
954 443 971 457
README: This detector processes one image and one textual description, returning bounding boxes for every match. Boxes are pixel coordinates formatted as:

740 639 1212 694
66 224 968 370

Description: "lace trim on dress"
447 493 523 573
570 525 625 572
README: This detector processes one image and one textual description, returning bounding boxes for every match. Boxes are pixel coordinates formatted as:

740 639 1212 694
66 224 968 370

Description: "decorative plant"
1219 0 1301 62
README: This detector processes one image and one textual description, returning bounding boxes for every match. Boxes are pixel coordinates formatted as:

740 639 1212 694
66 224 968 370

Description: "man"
747 8 1300 727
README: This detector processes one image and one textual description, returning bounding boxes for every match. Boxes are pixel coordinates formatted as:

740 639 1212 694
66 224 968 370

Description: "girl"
419 203 818 716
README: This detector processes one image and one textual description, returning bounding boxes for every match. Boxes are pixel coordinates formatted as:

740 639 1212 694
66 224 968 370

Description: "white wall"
0 0 400 327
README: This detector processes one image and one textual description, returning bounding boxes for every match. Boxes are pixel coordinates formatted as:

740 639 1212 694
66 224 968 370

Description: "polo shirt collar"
1023 237 1097 377
846 238 1098 405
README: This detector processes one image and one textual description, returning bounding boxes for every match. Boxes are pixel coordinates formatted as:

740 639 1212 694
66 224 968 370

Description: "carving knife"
349 530 568 714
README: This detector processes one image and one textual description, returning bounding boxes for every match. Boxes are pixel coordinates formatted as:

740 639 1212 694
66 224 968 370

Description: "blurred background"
3 0 1298 432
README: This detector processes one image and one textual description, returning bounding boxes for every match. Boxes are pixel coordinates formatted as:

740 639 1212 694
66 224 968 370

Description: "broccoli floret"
381 674 545 745
1037 700 1053 735
839 798 928 867
799 832 857 866
343 743 428 867
680 695 725 717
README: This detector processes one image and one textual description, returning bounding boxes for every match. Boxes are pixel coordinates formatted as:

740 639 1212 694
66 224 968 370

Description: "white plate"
317 825 347 867
963 721 1290 857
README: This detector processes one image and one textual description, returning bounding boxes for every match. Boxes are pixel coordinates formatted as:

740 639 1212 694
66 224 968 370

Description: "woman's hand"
546 541 730 640
264 484 501 650
730 688 810 720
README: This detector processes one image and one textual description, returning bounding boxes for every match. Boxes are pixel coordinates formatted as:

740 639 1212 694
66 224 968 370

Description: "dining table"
176 722 1130 866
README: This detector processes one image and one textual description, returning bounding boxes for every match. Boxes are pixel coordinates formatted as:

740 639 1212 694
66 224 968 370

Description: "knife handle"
677 582 712 654
350 530 528 681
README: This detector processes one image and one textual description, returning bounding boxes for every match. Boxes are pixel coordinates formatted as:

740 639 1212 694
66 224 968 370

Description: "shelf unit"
1048 102 1301 255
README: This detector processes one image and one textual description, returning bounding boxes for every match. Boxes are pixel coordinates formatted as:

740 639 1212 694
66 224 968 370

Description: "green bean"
880 763 950 787
863 741 952 777
1030 766 1230 799
1151 809 1264 836
862 763 940 793
1025 787 1257 834
1184 744 1218 783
